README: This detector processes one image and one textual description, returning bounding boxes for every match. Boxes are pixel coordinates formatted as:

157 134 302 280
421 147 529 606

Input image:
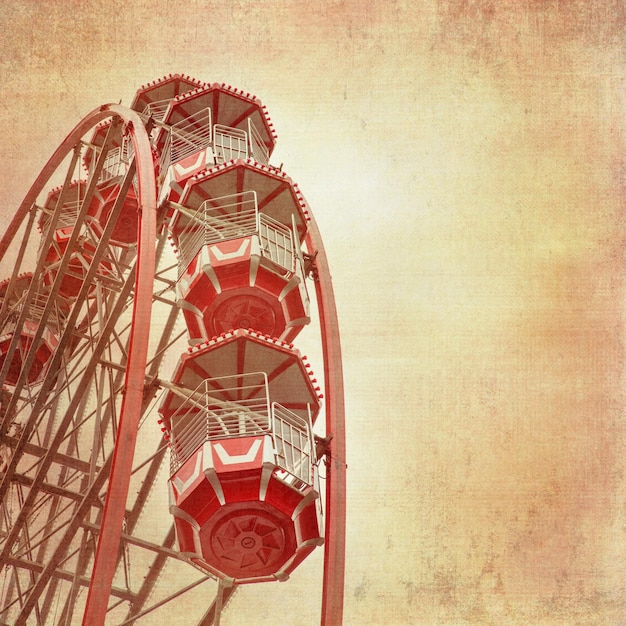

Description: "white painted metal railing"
176 191 295 278
168 372 271 473
247 118 269 165
175 191 257 277
272 403 314 488
38 200 81 234
258 214 294 273
154 108 269 173
170 108 213 164
99 147 125 183
140 98 172 124
167 373 315 488
213 124 248 163
0 291 64 337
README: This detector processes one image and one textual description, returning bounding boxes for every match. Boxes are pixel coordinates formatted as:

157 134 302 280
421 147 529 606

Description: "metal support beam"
10 473 103 506
4 557 135 602
80 522 183 561
120 525 177 624
13 451 114 625
197 583 238 626
1 436 99 474
305 217 346 626
117 574 214 626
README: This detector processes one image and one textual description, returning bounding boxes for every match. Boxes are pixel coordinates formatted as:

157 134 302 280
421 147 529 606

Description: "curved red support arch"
305 220 347 626
0 103 157 626
80 108 158 626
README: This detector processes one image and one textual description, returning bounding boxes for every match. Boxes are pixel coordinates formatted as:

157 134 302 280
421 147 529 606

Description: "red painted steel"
305 220 347 626
80 105 157 626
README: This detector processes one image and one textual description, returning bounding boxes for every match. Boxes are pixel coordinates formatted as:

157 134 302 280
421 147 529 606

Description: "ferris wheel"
0 75 345 625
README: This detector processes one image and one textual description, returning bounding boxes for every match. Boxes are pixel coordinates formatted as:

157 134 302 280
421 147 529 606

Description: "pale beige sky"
0 1 624 624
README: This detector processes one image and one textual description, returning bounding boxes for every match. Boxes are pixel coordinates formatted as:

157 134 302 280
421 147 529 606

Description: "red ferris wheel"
0 75 345 625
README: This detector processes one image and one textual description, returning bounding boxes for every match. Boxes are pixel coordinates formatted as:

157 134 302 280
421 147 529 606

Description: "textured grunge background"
0 1 624 624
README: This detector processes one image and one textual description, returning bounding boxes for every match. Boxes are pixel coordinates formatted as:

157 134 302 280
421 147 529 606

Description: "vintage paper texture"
0 1 624 624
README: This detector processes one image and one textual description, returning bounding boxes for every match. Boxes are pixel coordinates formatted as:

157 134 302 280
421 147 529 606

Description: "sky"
0 1 625 624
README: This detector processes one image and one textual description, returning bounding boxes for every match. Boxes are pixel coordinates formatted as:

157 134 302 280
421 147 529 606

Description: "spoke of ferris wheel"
0 376 120 564
0 119 121 414
120 524 176 623
0 205 37 325
12 390 174 624
48 452 169 624
196 583 239 626
117 573 215 626
144 296 186 372
9 442 160 563
0 554 135 609
57 524 96 626
2 270 175 578
0 121 122 416
2 297 130 462
12 497 81 562
18 376 95 481
119 290 181 535
12 447 114 625
13 488 45 626
12 429 114 559
0 259 137 561
0 141 84 421
108 315 196 622
18 372 122 481
0 145 135 482
0 156 139 505
6 309 178 620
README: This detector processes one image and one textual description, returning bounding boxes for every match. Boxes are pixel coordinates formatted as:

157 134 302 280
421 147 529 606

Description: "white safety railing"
175 191 257 277
213 124 248 163
99 147 125 183
99 136 134 184
121 135 134 165
167 373 315 488
176 191 295 278
154 106 270 172
38 199 81 235
170 108 212 164
28 293 65 332
159 132 172 174
93 136 139 197
169 372 271 473
0 291 64 337
272 403 314 488
140 98 172 123
202 193 260 245
258 214 294 272
247 118 269 165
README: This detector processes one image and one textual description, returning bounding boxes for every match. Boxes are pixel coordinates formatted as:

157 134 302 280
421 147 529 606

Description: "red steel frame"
0 98 345 626
305 221 347 625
